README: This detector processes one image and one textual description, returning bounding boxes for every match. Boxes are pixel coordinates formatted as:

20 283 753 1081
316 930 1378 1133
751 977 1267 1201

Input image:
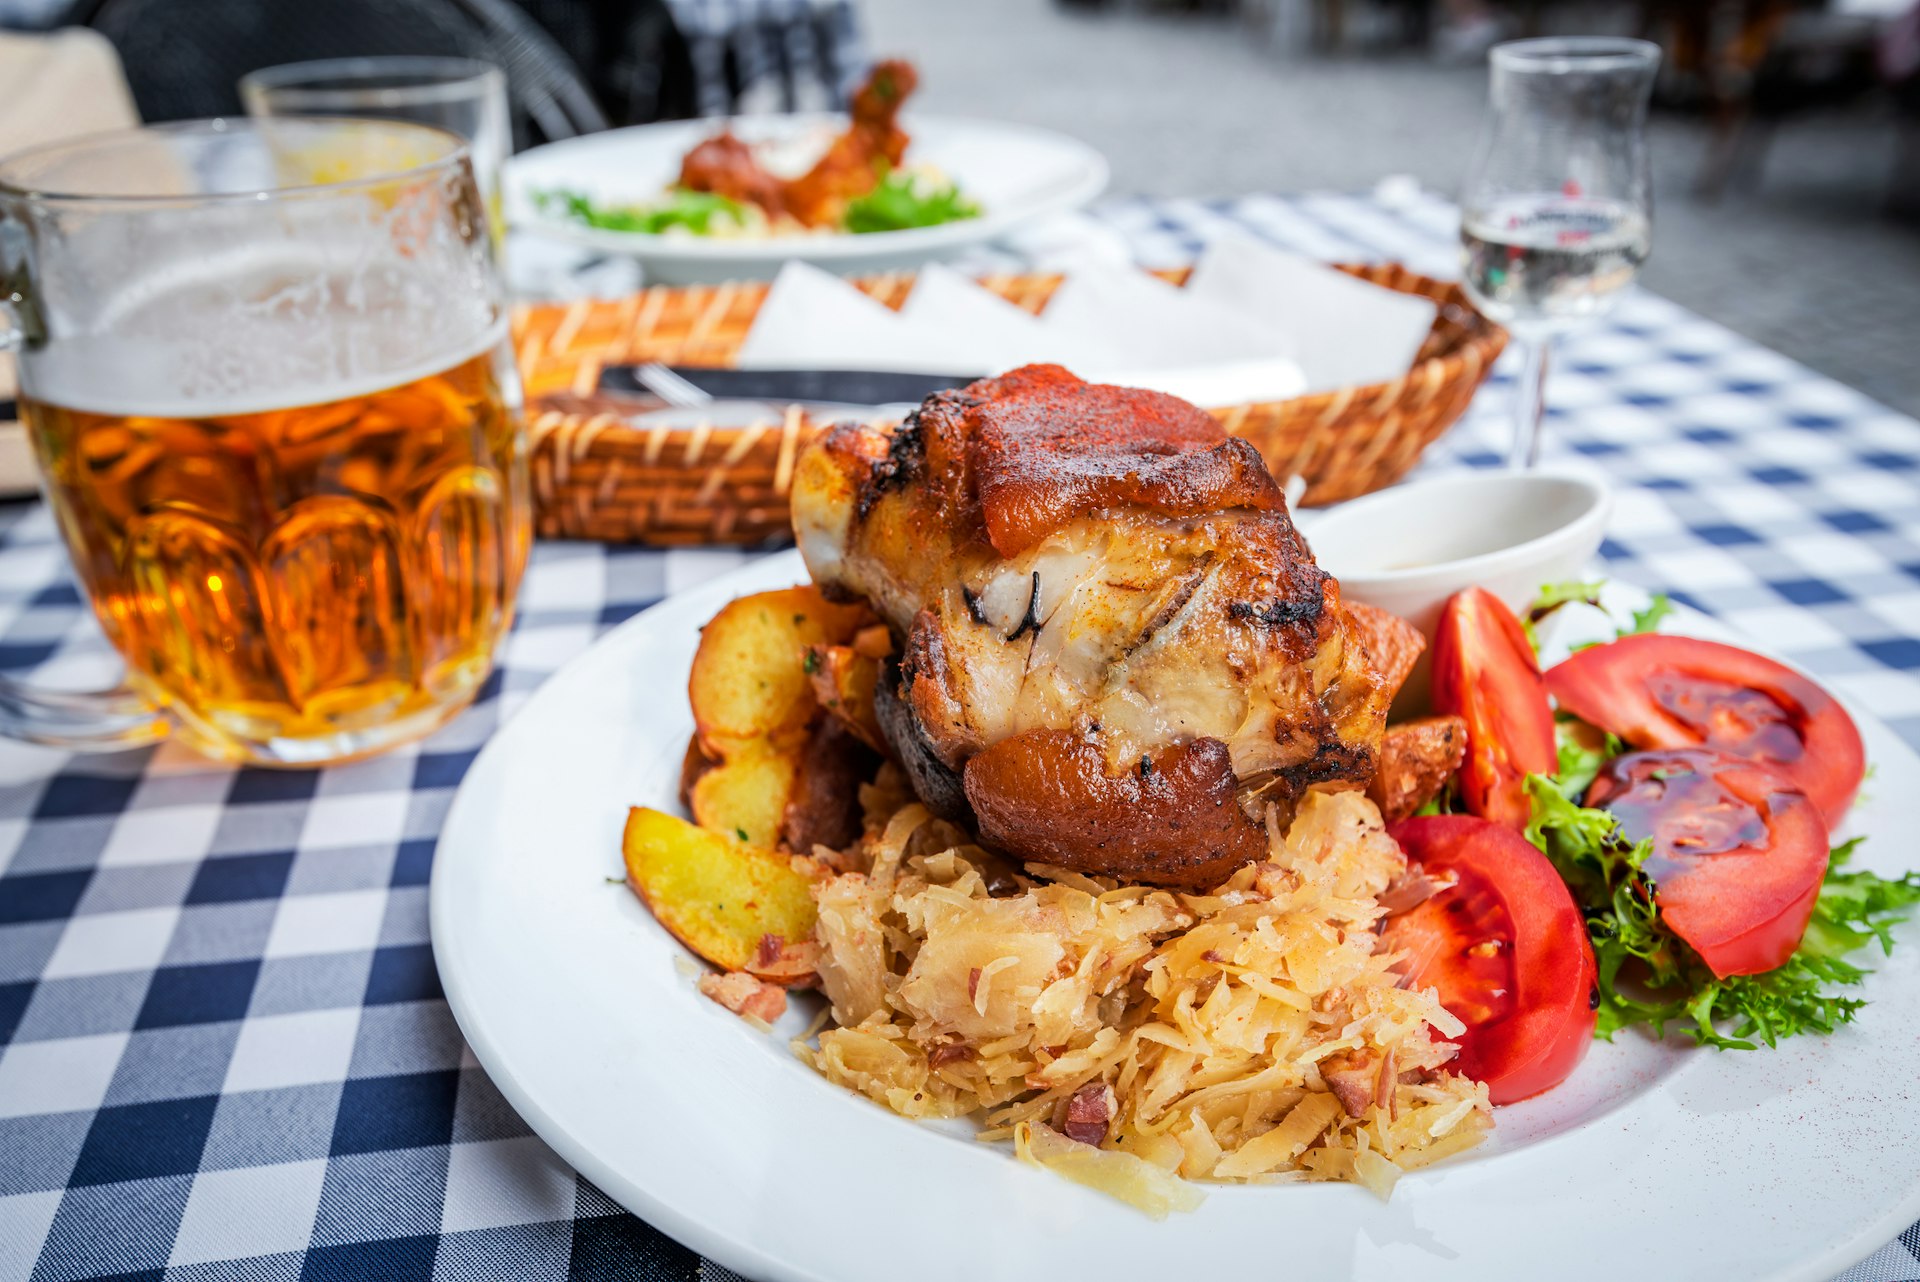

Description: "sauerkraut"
797 769 1491 1209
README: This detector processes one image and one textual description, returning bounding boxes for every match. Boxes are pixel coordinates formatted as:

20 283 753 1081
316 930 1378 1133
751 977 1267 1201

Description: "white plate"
503 114 1108 284
432 549 1920 1282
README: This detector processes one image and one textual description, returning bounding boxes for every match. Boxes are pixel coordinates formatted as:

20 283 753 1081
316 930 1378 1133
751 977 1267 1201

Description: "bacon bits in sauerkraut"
797 774 1491 1210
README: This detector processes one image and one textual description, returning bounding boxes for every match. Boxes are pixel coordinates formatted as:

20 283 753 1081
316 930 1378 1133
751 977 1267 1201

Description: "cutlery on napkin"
711 234 1441 410
602 364 972 406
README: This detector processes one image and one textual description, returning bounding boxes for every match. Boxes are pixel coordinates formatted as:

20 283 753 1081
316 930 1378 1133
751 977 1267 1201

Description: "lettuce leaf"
1522 776 1920 1049
534 187 750 235
1523 579 1672 653
841 170 980 233
1521 580 1604 648
1514 576 1915 1048
1627 595 1673 635
1551 717 1625 802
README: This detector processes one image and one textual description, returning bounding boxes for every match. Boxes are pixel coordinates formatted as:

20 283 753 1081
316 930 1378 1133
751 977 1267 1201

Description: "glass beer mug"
0 119 529 766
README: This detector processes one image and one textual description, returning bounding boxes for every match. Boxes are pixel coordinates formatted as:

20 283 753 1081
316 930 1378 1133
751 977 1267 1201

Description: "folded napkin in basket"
734 262 979 374
1183 231 1437 395
733 234 1440 408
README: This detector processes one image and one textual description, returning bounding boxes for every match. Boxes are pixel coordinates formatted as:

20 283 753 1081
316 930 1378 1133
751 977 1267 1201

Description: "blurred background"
3 0 1915 413
870 0 1920 417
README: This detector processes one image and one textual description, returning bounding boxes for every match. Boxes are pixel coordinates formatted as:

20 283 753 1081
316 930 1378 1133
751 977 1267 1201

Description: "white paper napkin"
1183 230 1437 395
895 264 1113 372
734 262 984 374
1040 260 1298 370
733 236 1436 407
738 261 1127 379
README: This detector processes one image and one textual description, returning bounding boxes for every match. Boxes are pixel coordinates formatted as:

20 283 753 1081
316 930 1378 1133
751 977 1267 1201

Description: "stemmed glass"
242 58 511 249
1460 38 1660 468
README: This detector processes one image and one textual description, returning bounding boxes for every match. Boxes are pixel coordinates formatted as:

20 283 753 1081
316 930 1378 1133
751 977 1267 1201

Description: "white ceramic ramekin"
1304 469 1613 642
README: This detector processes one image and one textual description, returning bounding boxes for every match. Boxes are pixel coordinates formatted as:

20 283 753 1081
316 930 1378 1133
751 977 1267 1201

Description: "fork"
632 362 713 407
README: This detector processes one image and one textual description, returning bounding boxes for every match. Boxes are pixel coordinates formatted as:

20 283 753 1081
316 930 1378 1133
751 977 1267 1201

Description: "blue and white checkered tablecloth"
2 190 1919 1282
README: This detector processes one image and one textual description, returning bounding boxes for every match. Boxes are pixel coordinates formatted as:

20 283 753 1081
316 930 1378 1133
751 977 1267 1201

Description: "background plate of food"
504 62 1108 283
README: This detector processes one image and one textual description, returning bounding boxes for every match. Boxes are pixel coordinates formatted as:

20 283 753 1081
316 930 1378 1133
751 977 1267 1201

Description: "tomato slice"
1383 815 1597 1105
1585 748 1829 977
1545 634 1864 830
1431 587 1558 829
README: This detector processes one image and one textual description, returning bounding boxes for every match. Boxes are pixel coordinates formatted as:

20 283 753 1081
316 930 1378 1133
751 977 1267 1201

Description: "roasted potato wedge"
1366 715 1467 822
690 739 802 848
689 587 872 760
622 806 818 973
1346 601 1426 700
679 738 717 811
805 643 886 752
781 719 881 853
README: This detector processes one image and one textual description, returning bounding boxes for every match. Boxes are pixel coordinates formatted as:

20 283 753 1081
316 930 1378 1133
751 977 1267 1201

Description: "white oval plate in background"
503 114 1109 283
431 548 1920 1282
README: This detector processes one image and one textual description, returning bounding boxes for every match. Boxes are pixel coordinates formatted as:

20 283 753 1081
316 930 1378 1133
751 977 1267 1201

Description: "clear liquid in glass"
1461 194 1651 332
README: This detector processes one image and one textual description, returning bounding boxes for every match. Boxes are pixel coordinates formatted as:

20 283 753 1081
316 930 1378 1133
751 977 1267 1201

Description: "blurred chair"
72 0 608 144
1646 0 1897 200
1243 0 1442 53
511 0 699 125
660 0 869 115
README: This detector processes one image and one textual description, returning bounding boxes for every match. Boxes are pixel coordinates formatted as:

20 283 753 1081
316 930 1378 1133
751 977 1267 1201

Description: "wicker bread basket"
512 264 1506 545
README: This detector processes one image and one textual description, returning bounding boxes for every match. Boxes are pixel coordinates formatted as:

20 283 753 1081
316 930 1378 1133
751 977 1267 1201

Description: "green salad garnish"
533 166 979 238
840 170 981 233
1519 578 1920 1049
1524 578 1671 650
535 187 751 235
1524 775 1920 1049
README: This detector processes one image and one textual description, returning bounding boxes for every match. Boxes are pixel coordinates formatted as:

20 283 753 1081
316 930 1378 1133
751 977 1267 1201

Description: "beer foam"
22 321 510 419
19 239 507 419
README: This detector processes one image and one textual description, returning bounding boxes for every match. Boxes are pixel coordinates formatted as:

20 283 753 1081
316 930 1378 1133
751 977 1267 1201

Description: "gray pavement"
867 0 1920 417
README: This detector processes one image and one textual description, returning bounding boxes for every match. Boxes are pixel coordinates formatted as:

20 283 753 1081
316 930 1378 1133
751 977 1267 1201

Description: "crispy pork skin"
964 733 1270 887
793 365 1393 887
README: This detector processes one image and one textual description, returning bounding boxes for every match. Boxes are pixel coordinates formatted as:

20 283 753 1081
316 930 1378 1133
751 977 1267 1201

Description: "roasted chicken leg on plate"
793 365 1408 888
678 60 919 229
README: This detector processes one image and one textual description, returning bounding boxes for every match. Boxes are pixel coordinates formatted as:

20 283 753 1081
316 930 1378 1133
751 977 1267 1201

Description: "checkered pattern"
664 0 868 116
2 191 1918 1282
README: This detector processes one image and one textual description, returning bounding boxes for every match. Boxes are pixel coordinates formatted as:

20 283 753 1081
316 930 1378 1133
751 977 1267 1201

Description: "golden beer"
1 118 526 763
19 333 529 762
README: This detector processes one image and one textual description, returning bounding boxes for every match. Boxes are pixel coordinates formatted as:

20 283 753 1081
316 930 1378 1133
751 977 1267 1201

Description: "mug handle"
0 300 168 751
0 679 168 750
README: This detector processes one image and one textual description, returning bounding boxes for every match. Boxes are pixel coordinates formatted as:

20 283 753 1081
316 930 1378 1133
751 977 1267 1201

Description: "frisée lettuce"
1521 577 1919 1048
1523 776 1920 1048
